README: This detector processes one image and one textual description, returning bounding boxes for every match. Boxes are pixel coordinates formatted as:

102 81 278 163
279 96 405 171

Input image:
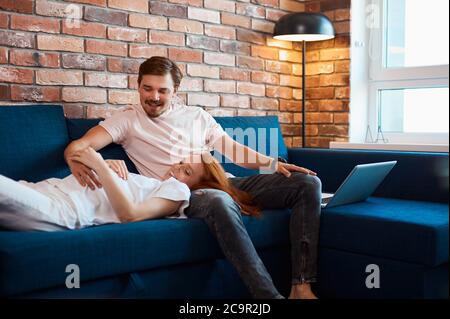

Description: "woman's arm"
70 148 182 223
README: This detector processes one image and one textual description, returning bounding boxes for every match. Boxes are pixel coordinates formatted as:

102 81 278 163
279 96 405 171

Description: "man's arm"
64 125 113 189
212 134 317 177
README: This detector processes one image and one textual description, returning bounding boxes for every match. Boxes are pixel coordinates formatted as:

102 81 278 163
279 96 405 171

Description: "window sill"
330 142 449 153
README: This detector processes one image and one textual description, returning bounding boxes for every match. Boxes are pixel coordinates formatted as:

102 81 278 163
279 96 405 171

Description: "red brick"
36 69 83 85
220 68 249 81
279 0 303 10
237 109 267 117
320 48 350 61
63 54 106 71
280 99 301 112
318 125 349 137
318 100 347 112
188 7 220 24
70 0 106 6
237 29 265 45
169 0 203 7
236 3 265 19
279 50 302 63
0 47 7 64
108 90 140 105
251 19 274 34
149 31 185 46
265 61 291 74
266 38 293 50
251 97 278 110
221 95 250 108
335 87 350 99
204 52 234 66
108 58 140 73
150 1 187 18
307 113 334 124
169 18 203 34
11 85 60 101
237 56 264 70
38 35 84 53
319 74 350 87
187 64 219 79
86 39 127 57
204 0 235 12
0 84 10 99
335 21 350 34
266 9 285 22
205 107 236 117
63 104 85 119
129 45 167 58
86 105 130 119
251 71 279 85
11 15 60 33
0 12 8 28
220 41 250 56
266 86 292 99
335 36 351 48
335 60 350 73
130 14 168 30
280 75 302 88
306 62 334 75
335 8 351 21
63 87 107 103
0 0 33 13
84 6 127 26
205 80 235 94
281 124 301 136
108 27 147 42
108 0 148 13
187 93 219 107
251 46 278 60
0 30 35 48
237 83 265 97
0 66 33 84
205 25 236 40
306 87 335 99
63 21 107 38
128 75 139 89
169 48 202 63
36 0 82 18
187 35 219 51
334 113 349 124
85 72 128 88
179 77 203 92
221 13 250 29
10 50 60 68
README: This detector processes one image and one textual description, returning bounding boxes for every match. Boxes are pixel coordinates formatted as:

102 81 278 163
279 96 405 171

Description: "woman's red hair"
191 153 261 217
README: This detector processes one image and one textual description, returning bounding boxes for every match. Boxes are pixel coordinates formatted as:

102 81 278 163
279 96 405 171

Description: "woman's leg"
230 172 322 299
184 188 284 299
0 175 71 231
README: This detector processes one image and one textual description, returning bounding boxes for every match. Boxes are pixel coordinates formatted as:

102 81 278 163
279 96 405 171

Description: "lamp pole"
302 40 306 148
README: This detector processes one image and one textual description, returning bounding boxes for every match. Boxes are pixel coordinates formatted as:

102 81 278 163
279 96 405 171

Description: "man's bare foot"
288 283 318 299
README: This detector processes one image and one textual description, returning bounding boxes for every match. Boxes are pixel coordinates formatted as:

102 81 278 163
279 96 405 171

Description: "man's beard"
143 99 168 117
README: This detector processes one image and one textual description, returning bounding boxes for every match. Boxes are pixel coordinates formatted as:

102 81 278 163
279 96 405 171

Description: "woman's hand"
105 159 129 180
70 147 107 172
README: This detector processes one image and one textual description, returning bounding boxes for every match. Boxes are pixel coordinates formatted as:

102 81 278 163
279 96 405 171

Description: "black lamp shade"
274 13 335 42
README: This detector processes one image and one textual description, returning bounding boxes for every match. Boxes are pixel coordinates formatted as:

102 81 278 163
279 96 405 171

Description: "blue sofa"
0 105 448 299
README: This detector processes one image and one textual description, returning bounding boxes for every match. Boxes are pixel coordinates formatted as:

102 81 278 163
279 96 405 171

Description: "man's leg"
184 188 284 299
230 172 322 290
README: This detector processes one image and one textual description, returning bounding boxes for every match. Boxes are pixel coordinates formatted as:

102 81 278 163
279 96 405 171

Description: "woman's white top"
46 173 191 227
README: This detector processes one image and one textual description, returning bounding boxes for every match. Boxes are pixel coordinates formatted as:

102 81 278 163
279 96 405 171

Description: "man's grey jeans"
184 172 322 299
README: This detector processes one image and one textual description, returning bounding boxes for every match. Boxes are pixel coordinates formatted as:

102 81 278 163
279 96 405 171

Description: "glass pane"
379 87 449 133
385 0 449 68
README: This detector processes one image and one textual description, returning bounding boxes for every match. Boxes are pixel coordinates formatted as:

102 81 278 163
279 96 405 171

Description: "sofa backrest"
67 116 288 178
0 105 71 182
288 148 449 203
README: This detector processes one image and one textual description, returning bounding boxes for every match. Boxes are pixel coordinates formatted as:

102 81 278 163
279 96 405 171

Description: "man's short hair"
138 56 183 89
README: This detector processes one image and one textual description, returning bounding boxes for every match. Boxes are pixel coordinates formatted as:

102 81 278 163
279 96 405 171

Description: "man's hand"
105 159 129 180
276 161 317 178
67 158 102 190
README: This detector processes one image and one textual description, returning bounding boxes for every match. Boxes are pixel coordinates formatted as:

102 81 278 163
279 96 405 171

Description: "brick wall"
0 0 350 148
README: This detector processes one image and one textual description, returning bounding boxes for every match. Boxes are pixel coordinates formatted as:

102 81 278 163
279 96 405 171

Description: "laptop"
321 161 397 209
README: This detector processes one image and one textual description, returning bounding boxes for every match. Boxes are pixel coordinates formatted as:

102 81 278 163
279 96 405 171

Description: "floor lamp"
274 13 335 148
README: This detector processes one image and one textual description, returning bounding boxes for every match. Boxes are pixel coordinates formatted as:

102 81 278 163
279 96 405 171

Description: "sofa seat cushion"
0 208 291 297
320 197 449 267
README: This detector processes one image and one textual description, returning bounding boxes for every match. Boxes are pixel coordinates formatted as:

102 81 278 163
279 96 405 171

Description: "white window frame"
367 0 449 145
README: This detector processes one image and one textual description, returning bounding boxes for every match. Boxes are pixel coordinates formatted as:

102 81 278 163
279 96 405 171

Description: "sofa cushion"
0 208 291 297
214 116 288 177
66 119 139 174
320 197 449 267
0 105 70 182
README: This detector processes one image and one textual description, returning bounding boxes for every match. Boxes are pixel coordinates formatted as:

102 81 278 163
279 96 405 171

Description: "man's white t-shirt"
43 173 191 228
99 100 227 180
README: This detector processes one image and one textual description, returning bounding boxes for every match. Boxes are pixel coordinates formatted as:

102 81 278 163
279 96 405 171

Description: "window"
368 0 449 145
